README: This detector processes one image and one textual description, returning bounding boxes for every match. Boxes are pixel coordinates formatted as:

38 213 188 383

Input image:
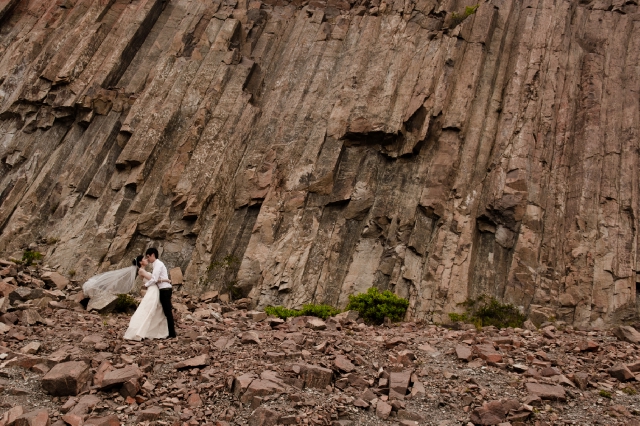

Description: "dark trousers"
159 288 176 338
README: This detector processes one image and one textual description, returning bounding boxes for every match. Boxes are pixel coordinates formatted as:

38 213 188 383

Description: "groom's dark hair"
145 247 159 259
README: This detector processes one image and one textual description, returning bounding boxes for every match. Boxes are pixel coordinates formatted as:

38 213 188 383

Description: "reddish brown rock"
1 406 24 425
613 326 640 344
100 365 142 389
240 331 261 344
456 344 473 361
473 344 502 363
577 340 599 352
525 383 566 401
389 370 412 400
61 414 83 426
12 409 50 426
41 272 69 290
376 400 392 419
84 415 120 426
573 372 590 390
298 364 333 389
470 400 507 425
119 377 140 398
240 379 285 403
136 406 163 422
249 407 279 426
42 361 91 396
174 354 209 370
608 364 635 382
333 355 355 373
305 317 326 330
187 392 203 407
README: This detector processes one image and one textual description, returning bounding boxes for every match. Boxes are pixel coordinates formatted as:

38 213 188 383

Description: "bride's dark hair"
132 255 144 268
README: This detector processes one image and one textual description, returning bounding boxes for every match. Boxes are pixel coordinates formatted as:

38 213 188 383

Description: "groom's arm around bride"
145 248 177 338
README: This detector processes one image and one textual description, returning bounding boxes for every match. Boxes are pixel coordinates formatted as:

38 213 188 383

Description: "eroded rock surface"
0 0 638 327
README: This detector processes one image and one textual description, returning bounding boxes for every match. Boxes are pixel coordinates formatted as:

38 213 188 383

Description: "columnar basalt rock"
0 0 638 326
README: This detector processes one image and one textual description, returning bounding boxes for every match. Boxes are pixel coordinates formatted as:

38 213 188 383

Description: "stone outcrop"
0 0 638 326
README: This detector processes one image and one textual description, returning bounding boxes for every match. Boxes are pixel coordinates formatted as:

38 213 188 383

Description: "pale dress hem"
123 282 168 341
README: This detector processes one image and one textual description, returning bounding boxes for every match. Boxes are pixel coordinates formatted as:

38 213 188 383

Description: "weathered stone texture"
0 0 638 326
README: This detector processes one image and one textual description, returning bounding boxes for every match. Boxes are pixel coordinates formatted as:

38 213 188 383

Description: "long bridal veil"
82 265 137 311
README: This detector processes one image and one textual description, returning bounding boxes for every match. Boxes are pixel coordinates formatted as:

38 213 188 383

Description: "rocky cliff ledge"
0 0 638 326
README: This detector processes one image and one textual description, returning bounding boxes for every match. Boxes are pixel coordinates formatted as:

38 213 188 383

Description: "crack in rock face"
0 0 638 327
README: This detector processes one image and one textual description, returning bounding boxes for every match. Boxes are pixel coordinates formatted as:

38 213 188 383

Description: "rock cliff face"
0 0 638 326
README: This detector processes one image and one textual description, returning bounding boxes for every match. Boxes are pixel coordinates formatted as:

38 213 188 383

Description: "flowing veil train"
82 266 138 311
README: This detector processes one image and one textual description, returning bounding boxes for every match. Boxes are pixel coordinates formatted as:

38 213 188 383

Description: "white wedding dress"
123 279 168 341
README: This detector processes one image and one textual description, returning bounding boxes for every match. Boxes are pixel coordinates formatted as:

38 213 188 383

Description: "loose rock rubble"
2 260 640 425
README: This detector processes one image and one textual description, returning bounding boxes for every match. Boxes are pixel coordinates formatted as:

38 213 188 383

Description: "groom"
144 248 176 338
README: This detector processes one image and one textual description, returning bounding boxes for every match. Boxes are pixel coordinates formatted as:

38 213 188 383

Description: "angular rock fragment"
240 379 285 403
376 400 392 419
613 326 640 344
174 354 209 369
136 406 163 422
84 415 120 426
524 383 566 401
608 364 635 382
389 370 411 400
42 361 91 396
473 344 502 363
249 407 279 426
13 409 50 426
333 355 355 373
241 331 261 344
100 365 142 389
41 272 69 290
306 317 326 330
456 344 472 361
298 363 333 389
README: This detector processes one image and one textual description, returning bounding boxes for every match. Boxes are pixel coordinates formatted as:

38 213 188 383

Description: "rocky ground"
2 260 640 426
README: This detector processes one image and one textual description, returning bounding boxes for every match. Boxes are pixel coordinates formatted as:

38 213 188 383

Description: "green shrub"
448 312 471 323
265 305 299 319
599 390 612 399
298 304 341 320
22 250 43 266
448 296 525 329
346 287 409 325
622 387 637 396
114 294 138 313
265 303 341 320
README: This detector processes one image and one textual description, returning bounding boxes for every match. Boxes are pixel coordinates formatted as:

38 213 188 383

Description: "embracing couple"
123 248 177 341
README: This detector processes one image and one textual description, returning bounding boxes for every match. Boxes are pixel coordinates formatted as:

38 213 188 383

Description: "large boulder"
42 361 91 396
613 326 640 344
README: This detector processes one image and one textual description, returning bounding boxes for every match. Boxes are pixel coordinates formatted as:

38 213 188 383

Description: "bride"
123 255 169 340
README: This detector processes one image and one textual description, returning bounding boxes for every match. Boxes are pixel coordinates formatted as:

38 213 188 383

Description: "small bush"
448 296 525 329
22 250 43 266
599 390 612 399
346 287 409 325
448 312 471 323
622 387 637 396
298 304 341 320
264 303 341 320
68 269 76 277
114 294 138 313
265 305 300 319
